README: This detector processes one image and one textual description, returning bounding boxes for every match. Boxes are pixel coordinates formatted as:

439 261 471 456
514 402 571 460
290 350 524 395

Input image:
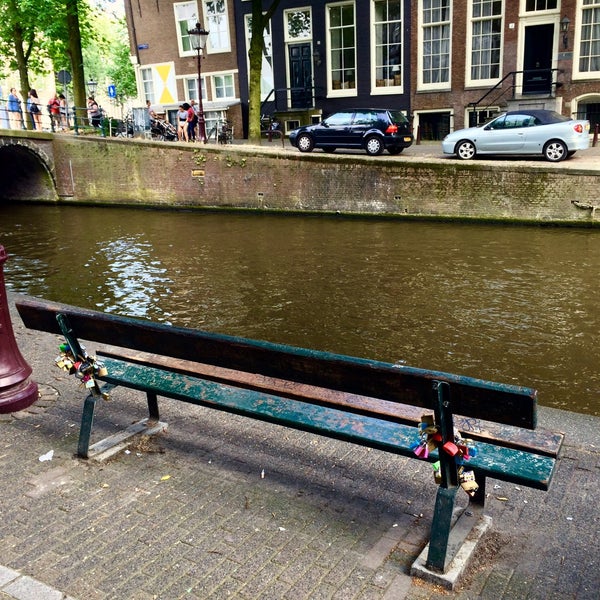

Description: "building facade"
410 0 600 140
233 0 412 137
124 0 243 136
124 1 599 141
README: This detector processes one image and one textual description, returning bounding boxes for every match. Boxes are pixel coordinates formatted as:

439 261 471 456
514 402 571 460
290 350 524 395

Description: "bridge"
0 131 58 202
0 129 597 225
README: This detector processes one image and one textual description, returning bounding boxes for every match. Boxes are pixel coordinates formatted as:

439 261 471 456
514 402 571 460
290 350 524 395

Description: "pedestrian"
87 97 102 128
7 88 22 130
146 100 158 121
59 94 68 129
47 93 61 130
177 104 189 141
28 89 42 130
187 101 198 142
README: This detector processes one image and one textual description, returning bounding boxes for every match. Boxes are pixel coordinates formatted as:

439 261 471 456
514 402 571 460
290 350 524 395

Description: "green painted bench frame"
15 296 562 575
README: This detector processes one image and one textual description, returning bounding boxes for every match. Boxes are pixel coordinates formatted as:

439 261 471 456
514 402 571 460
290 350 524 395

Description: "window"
174 2 199 55
373 0 403 90
469 0 502 82
141 68 155 103
328 3 356 92
524 0 557 10
245 14 273 100
213 73 235 98
579 0 600 74
285 9 312 41
421 0 451 87
185 77 206 101
203 0 231 52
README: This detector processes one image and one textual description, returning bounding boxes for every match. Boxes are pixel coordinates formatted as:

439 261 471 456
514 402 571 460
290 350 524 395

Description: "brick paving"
2 279 599 598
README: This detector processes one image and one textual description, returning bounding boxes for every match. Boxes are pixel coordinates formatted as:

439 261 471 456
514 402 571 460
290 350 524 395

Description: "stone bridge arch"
0 135 58 202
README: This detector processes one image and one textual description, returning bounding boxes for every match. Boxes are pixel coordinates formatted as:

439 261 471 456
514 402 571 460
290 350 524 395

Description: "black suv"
289 109 413 156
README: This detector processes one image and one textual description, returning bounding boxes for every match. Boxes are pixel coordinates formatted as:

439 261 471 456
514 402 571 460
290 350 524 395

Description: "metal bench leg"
426 380 460 572
427 485 459 571
469 472 486 507
147 391 159 422
77 392 98 459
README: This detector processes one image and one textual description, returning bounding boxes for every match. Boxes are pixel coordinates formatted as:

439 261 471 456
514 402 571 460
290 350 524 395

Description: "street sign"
107 85 116 98
57 70 72 85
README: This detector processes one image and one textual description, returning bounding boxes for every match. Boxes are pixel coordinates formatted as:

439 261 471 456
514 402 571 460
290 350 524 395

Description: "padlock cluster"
413 414 480 496
55 341 108 397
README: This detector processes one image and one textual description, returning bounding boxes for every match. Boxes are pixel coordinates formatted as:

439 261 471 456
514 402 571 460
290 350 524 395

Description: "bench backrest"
15 296 537 429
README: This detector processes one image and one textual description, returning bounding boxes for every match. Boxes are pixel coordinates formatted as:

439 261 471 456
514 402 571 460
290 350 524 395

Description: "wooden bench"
15 295 562 582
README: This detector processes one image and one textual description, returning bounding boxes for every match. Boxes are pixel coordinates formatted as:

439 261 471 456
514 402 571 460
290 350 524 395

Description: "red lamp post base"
0 246 39 413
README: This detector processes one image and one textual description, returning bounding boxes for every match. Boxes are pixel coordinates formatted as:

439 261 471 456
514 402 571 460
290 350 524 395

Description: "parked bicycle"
207 120 233 144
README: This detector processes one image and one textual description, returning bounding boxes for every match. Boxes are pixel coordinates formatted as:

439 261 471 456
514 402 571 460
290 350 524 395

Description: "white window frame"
573 0 600 80
212 72 236 99
284 7 312 43
465 0 503 87
371 0 404 94
203 0 231 53
184 76 207 101
327 1 358 97
140 67 155 103
244 14 274 101
174 1 199 57
522 0 558 12
418 0 452 91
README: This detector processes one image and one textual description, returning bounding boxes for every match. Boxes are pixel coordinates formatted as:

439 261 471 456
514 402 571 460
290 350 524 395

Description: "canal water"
1 203 598 416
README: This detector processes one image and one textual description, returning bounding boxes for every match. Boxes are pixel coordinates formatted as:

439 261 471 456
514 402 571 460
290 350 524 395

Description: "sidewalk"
1 293 599 599
246 135 600 171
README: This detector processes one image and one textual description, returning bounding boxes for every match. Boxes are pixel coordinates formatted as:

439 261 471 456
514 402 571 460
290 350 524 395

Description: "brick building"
124 1 600 141
410 0 600 140
123 0 243 137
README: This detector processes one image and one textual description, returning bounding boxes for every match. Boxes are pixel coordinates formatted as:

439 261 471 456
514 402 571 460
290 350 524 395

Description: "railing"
260 85 319 117
468 68 563 125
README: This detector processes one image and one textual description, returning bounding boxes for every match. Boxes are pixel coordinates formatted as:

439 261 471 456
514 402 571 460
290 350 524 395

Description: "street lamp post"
188 22 210 143
86 78 98 98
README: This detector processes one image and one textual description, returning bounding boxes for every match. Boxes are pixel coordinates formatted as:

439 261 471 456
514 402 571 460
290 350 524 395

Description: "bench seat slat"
97 348 563 458
99 357 556 491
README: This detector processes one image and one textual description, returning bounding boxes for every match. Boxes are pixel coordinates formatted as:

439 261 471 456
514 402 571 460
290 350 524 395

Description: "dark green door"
523 24 554 95
289 43 312 108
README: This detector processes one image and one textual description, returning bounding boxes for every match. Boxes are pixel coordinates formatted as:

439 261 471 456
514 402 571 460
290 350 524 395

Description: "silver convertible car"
442 110 590 162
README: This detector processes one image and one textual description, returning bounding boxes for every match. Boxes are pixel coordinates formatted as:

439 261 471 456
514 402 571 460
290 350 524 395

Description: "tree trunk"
66 0 87 125
247 0 281 143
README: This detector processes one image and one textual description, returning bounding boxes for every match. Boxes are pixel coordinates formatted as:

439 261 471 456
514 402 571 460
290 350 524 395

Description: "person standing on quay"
177 104 189 142
28 89 42 130
7 88 22 129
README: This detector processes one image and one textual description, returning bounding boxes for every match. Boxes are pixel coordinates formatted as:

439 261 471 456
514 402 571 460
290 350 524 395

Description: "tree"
0 0 93 121
0 0 50 110
247 0 281 142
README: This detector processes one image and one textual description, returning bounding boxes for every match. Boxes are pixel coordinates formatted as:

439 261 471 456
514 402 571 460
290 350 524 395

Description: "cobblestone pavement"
1 287 599 598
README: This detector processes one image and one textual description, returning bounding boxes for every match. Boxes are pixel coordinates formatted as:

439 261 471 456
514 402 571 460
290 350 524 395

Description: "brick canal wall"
7 133 600 225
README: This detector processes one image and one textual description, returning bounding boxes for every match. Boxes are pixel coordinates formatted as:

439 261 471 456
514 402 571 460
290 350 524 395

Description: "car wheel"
365 135 384 156
455 140 476 160
296 134 314 153
543 140 567 162
387 147 404 155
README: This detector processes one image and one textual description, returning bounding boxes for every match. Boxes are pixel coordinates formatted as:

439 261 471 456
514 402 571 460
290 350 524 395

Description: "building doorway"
288 43 312 109
523 24 554 95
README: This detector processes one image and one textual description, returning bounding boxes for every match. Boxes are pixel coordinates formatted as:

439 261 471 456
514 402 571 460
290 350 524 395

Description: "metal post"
188 23 209 144
196 47 206 143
